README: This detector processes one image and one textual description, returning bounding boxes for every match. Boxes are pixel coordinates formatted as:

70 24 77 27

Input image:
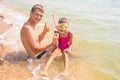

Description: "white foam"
31 64 41 77
3 19 12 24
53 75 65 80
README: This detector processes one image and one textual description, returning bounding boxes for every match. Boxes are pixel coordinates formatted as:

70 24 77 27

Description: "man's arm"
38 23 49 42
24 25 53 54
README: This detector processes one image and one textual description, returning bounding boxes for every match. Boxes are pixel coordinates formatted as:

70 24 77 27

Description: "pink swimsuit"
58 31 71 52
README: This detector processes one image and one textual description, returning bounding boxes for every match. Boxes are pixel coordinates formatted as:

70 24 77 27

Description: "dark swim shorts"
34 46 57 59
36 50 49 59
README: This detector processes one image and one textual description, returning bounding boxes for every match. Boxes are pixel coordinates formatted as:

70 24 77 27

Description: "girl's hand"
64 48 72 55
52 13 54 18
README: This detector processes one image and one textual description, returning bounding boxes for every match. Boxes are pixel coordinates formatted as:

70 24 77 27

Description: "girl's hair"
58 17 68 25
58 17 69 30
31 4 44 13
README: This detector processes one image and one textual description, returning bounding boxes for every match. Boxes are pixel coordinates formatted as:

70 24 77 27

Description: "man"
20 4 57 59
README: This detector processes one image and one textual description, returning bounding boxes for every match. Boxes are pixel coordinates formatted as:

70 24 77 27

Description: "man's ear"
30 11 32 16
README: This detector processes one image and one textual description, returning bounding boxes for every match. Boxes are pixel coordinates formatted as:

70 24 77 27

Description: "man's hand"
52 33 59 45
44 22 50 32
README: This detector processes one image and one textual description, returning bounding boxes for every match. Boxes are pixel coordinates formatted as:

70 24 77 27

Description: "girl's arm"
69 32 73 50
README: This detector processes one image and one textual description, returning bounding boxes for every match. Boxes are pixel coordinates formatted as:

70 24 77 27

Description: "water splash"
53 74 65 80
27 59 51 80
27 76 50 80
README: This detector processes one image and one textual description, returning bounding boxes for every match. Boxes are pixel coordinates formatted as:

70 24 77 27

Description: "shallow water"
0 0 120 80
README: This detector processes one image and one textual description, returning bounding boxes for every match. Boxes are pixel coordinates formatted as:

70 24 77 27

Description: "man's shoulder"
22 22 32 30
21 23 33 35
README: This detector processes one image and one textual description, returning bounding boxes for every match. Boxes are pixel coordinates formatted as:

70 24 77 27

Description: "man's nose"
38 15 41 19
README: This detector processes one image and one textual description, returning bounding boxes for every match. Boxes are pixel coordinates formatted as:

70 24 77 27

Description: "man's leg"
35 45 57 59
36 50 48 59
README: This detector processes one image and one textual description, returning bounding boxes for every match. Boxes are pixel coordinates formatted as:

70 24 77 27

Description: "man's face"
30 9 44 23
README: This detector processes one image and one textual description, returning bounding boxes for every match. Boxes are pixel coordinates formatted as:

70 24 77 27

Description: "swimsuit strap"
68 31 71 38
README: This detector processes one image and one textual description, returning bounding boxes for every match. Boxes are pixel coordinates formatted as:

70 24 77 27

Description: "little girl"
41 16 73 76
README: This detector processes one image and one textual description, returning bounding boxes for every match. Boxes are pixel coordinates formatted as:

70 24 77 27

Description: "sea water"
0 0 120 80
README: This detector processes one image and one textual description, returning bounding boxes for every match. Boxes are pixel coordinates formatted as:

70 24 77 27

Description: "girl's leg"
41 48 61 76
60 52 69 76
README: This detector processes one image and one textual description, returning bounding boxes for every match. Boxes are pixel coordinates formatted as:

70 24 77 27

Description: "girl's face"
58 23 68 35
58 28 64 34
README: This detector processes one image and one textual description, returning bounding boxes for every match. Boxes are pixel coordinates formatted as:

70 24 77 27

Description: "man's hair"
31 4 44 13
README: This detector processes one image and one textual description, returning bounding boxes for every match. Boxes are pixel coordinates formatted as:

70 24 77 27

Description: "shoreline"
0 0 26 57
0 15 12 58
0 13 13 56
0 2 30 79
0 1 13 57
